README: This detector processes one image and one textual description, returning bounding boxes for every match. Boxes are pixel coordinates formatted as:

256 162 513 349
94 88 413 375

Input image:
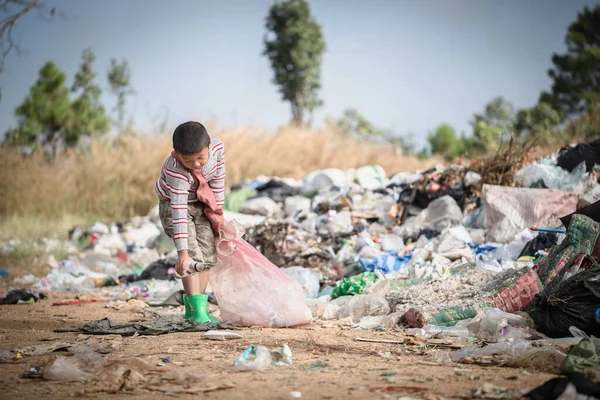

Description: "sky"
0 0 597 148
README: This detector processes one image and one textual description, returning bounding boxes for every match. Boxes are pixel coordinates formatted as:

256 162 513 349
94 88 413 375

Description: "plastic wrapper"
209 220 312 328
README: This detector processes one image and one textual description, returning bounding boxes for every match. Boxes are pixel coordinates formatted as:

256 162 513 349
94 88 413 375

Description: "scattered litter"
58 315 235 336
0 290 45 305
0 350 21 362
232 345 272 371
355 338 405 344
15 342 73 356
305 360 329 370
204 330 242 341
271 344 293 366
5 137 600 397
366 386 428 393
43 356 92 382
13 274 36 284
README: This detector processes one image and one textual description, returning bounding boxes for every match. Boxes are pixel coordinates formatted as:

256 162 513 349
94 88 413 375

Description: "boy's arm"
164 164 192 252
208 145 225 207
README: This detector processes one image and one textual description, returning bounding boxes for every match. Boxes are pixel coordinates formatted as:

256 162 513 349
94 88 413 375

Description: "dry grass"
0 124 438 240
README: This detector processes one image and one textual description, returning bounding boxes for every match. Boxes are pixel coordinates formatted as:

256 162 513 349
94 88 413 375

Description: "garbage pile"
3 139 600 340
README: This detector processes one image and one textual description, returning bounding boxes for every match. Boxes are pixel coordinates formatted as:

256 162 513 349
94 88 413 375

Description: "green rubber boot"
188 294 221 324
182 294 191 320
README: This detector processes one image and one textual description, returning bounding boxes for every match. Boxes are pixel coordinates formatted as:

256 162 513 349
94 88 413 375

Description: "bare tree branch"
0 0 37 38
0 0 55 102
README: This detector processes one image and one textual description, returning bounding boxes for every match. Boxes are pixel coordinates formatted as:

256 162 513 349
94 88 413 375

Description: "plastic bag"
418 196 463 232
284 196 311 217
464 171 482 187
467 308 530 342
337 294 390 322
530 265 600 338
241 197 281 217
380 234 405 253
282 267 321 299
354 165 388 190
516 161 588 191
301 168 347 195
209 220 312 328
451 340 532 362
43 357 91 382
232 345 272 371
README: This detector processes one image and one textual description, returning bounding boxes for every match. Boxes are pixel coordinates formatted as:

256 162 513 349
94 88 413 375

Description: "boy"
155 121 225 323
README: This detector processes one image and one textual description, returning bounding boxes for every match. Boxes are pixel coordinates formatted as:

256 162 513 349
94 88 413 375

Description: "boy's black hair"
172 121 211 154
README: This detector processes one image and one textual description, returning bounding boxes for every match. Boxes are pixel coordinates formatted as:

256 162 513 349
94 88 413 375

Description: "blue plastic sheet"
359 253 412 273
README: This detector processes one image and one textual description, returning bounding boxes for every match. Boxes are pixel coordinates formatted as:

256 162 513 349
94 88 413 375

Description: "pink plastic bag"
209 219 313 328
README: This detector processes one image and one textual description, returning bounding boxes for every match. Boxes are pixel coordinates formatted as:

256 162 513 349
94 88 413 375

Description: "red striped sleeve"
164 168 189 183
166 182 188 195
155 181 169 199
211 143 224 155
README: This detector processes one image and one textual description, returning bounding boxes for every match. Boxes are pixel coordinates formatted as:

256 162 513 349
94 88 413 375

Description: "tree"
515 102 562 138
68 48 109 145
428 123 462 159
472 97 515 151
540 5 600 118
329 108 387 137
108 57 134 130
12 61 71 158
263 0 325 126
0 0 55 102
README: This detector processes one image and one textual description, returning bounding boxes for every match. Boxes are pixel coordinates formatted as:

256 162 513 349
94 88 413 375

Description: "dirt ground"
0 292 558 400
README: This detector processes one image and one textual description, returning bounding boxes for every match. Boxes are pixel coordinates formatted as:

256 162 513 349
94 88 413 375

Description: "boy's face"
176 147 209 170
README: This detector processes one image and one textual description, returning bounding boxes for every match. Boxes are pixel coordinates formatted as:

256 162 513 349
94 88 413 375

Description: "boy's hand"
176 251 194 277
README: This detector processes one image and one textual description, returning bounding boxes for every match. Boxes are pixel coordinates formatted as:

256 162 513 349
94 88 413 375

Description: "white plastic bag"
282 267 321 299
241 197 281 217
337 294 390 322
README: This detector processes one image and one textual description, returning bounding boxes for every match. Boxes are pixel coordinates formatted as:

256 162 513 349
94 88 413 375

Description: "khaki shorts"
159 200 217 269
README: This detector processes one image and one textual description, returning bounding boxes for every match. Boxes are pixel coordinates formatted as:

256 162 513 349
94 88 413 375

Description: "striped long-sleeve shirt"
155 138 226 251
